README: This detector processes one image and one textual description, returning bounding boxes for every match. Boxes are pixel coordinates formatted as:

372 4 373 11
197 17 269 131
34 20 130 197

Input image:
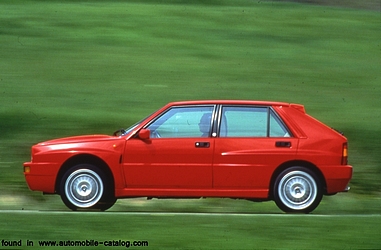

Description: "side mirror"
138 129 151 140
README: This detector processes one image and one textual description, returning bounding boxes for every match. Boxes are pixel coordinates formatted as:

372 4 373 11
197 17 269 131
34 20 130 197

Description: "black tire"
273 166 323 213
95 196 117 211
60 164 116 211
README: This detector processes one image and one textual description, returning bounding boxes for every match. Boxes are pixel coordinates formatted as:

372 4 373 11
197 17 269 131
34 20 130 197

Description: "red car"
24 100 352 213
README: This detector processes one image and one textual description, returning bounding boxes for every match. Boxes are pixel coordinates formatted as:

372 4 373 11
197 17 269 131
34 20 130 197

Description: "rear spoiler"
290 104 306 113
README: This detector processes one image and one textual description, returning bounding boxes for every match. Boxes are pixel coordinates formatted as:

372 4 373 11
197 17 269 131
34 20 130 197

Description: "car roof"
168 100 293 107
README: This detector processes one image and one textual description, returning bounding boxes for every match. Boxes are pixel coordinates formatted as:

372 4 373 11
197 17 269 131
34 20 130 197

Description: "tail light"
341 142 348 165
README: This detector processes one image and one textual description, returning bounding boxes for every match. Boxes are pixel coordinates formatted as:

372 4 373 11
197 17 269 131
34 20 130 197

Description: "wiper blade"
113 128 126 136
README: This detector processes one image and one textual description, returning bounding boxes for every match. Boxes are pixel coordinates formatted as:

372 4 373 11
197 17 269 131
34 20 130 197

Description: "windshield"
113 112 155 137
123 122 141 135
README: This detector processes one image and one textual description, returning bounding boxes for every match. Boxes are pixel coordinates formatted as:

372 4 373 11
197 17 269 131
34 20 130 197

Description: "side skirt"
115 188 269 200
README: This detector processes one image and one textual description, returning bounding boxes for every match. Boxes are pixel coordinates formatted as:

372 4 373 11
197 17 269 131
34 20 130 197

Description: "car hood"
38 135 117 146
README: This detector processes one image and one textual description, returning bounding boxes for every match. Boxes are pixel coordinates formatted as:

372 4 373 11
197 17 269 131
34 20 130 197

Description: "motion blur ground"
276 0 381 11
0 0 380 249
1 210 381 249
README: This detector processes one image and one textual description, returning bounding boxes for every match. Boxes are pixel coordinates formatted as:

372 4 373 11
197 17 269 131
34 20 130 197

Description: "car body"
24 100 352 213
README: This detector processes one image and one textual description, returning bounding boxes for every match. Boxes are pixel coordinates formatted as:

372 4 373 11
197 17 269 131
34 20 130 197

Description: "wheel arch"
55 154 115 195
269 160 327 199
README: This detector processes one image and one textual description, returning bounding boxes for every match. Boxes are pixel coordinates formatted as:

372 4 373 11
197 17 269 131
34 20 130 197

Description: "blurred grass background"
0 0 380 248
279 0 381 11
0 211 380 249
1 0 380 198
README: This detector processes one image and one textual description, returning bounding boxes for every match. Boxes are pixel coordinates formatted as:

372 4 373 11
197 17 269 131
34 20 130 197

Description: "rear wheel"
60 164 116 211
274 166 322 213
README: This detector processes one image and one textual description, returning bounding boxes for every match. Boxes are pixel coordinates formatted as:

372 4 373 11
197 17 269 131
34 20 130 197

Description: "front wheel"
273 167 322 213
60 164 116 211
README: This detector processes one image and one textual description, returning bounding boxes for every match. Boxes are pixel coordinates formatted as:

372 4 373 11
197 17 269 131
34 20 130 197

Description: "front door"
123 105 216 189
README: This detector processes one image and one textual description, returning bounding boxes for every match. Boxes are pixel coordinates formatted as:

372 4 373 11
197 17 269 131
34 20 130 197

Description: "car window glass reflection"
220 106 291 137
269 109 291 137
147 106 214 138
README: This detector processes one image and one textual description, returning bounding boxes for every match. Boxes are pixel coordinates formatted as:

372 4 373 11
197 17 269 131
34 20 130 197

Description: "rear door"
213 105 298 191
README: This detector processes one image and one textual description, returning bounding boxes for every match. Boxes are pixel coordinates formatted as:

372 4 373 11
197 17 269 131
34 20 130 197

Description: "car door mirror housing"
138 129 151 140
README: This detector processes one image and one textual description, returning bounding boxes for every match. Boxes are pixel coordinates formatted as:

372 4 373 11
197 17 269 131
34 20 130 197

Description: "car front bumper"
23 161 59 194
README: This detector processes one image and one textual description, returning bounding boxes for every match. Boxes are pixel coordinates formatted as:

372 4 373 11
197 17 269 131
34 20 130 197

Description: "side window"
220 107 267 137
147 106 214 138
220 106 291 137
269 110 290 137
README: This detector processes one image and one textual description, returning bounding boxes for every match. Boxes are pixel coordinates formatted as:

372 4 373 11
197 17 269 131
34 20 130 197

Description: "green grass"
1 0 380 195
0 0 380 248
1 0 380 200
285 0 381 11
1 211 380 249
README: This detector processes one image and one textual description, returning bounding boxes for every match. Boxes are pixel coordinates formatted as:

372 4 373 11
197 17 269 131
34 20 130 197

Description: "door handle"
275 141 291 148
195 142 210 148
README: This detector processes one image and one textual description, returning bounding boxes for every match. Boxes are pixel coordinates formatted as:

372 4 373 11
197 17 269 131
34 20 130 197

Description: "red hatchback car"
24 100 352 213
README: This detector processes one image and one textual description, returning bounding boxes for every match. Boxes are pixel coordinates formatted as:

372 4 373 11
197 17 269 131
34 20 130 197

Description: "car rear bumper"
320 164 353 194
